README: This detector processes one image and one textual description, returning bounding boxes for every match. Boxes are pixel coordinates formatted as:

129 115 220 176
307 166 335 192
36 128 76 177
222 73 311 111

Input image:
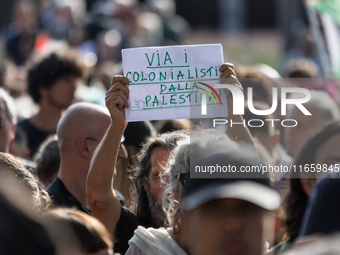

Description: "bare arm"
86 75 130 236
220 63 255 150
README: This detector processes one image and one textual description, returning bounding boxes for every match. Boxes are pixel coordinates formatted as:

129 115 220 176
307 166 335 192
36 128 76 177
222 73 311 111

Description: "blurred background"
0 0 339 122
0 0 338 76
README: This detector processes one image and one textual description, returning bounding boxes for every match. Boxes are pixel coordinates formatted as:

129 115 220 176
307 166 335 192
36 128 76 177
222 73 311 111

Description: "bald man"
47 102 127 213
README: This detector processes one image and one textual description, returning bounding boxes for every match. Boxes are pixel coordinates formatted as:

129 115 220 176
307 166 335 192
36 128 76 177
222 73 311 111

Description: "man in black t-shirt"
47 102 137 254
18 53 83 158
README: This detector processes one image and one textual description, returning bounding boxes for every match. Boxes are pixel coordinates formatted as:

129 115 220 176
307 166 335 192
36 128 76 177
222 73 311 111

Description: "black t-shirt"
47 178 139 254
17 118 55 158
300 172 340 237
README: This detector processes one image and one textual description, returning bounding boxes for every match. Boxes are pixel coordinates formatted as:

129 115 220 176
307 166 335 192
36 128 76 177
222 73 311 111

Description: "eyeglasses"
178 173 190 189
144 174 170 188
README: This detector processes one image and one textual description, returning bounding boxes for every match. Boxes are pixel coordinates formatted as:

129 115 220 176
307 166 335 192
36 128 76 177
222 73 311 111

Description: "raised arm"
86 75 129 236
220 63 255 150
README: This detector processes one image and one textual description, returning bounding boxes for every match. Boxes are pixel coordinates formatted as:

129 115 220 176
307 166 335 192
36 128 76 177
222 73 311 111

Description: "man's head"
132 130 188 228
45 208 113 255
28 53 82 108
34 136 60 187
179 151 280 255
0 88 16 153
284 90 340 158
57 102 127 193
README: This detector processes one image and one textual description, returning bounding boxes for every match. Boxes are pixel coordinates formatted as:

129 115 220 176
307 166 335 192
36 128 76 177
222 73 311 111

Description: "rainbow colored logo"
197 82 223 106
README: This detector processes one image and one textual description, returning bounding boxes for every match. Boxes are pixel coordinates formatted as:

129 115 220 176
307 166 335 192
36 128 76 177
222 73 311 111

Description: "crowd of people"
1 0 340 255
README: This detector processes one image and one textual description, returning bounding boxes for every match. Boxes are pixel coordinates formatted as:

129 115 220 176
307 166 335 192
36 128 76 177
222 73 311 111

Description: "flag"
306 0 340 77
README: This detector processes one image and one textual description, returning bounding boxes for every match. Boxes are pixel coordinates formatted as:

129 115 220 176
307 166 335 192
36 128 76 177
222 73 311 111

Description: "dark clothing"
300 172 340 237
17 118 55 158
0 192 55 255
47 178 139 255
47 177 91 214
5 24 37 65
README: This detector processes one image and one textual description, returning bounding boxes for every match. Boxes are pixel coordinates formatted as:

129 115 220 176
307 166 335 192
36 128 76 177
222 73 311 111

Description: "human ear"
77 138 91 158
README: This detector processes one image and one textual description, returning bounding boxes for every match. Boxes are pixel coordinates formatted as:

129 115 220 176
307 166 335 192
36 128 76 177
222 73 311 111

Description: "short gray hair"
0 87 16 124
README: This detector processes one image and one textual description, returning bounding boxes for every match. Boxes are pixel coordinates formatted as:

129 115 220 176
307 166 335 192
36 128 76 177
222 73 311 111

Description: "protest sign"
122 44 228 121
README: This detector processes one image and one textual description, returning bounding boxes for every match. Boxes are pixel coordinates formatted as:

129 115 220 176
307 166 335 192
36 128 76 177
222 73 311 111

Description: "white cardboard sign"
122 44 228 122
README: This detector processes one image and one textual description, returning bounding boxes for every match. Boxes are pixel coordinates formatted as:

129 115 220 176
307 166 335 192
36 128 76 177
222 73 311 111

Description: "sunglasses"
178 173 190 189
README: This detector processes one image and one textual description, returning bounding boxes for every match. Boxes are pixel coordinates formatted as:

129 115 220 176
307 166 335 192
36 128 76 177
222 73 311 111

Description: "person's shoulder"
17 118 43 135
315 172 340 195
46 178 68 206
134 226 170 239
125 245 143 255
120 206 139 222
17 118 31 129
46 178 62 194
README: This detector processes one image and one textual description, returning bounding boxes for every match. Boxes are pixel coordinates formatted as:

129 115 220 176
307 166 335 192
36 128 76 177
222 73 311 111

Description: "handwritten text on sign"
122 44 228 121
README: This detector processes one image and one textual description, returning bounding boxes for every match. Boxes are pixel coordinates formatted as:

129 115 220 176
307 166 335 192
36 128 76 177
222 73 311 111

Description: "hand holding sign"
105 75 129 128
122 44 229 122
219 63 243 118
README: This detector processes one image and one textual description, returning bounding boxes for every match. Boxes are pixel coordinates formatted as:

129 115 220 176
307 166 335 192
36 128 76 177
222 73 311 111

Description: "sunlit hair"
45 208 113 254
163 128 240 234
0 87 16 124
0 152 51 212
130 130 189 228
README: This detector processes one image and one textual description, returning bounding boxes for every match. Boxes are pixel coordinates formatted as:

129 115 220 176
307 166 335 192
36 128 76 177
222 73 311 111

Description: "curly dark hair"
130 130 189 228
285 120 340 242
28 53 82 103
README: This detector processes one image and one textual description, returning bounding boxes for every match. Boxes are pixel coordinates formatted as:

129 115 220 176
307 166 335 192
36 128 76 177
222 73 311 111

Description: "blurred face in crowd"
144 146 170 227
284 105 318 158
0 102 15 153
181 198 275 255
299 132 340 197
41 74 78 109
147 147 170 202
315 133 340 167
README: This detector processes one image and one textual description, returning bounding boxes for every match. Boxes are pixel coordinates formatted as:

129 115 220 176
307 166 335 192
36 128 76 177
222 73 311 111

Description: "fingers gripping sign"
218 63 244 117
106 75 130 127
219 63 243 97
